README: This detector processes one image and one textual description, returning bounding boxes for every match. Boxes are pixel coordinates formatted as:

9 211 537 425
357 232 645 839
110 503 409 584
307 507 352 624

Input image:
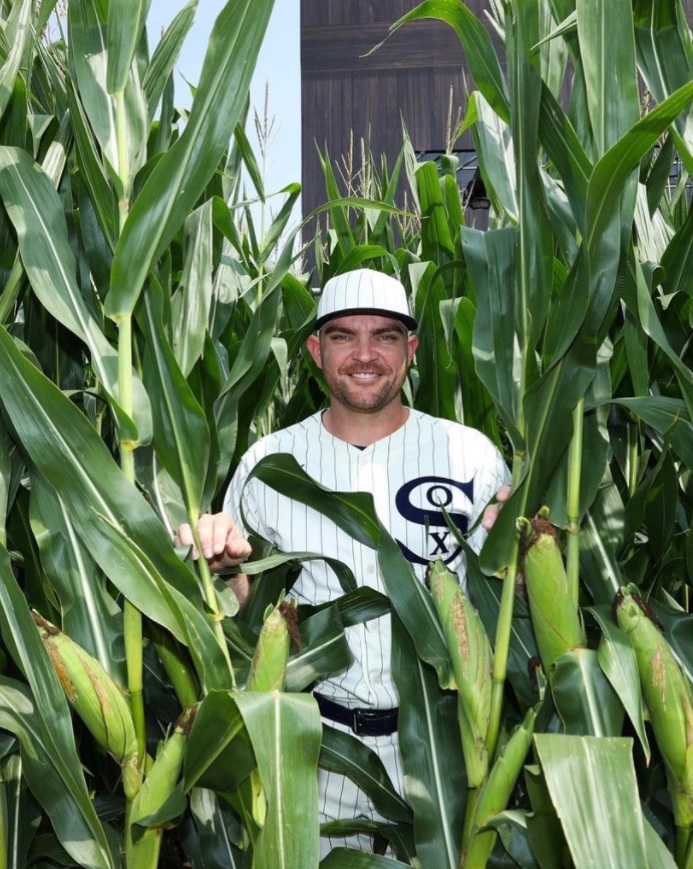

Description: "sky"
147 1 302 203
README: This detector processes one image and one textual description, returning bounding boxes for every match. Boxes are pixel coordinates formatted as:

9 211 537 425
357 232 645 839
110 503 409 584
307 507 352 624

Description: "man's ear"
306 334 322 368
407 334 419 364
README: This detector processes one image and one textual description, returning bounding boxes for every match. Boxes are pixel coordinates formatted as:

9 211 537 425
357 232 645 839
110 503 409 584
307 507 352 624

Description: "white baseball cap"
315 269 418 331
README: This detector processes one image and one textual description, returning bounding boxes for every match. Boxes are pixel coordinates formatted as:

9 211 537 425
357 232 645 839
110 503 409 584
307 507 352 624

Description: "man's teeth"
351 373 378 379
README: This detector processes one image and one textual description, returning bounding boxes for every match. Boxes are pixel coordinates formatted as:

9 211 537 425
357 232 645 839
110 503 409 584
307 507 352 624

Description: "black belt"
314 692 399 737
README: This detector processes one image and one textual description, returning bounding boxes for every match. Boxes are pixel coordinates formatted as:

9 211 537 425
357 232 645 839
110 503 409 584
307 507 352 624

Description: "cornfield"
0 0 691 867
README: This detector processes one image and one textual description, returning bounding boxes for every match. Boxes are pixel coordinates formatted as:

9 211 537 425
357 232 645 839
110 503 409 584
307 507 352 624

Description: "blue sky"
147 1 301 200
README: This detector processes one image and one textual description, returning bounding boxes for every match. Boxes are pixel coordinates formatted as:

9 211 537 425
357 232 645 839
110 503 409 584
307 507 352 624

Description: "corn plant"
278 0 693 867
0 0 693 867
0 0 325 866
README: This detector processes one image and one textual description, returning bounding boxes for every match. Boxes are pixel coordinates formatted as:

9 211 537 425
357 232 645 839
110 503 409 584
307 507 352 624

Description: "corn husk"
428 559 493 789
33 611 141 798
615 585 693 830
462 703 538 868
245 601 297 693
520 517 585 673
127 707 195 869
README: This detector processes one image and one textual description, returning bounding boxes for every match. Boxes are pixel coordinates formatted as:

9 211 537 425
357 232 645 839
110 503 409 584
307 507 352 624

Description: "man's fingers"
496 484 512 504
175 522 198 557
176 513 251 568
482 485 513 531
481 504 501 531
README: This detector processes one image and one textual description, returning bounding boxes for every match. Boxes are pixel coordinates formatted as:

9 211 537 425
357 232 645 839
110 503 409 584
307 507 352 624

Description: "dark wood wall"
300 1 693 236
300 0 491 231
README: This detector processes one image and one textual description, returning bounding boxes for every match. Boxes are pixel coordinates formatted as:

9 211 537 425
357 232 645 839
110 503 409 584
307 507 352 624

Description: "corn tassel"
615 585 693 849
126 707 195 869
428 559 493 789
33 612 141 799
461 703 538 868
245 601 297 693
520 517 585 674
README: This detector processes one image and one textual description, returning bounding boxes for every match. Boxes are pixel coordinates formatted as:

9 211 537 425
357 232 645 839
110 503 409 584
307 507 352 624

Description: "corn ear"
615 585 693 829
428 559 492 789
245 601 297 693
33 612 140 797
462 703 538 868
520 517 585 673
126 707 195 869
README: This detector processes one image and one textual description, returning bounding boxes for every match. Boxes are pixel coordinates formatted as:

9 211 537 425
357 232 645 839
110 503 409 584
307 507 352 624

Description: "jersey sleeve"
222 451 264 539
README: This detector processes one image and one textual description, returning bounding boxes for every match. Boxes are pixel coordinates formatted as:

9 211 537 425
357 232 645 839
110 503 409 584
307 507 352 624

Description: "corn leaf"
577 0 640 157
483 810 541 869
551 648 625 736
0 678 116 869
0 146 150 443
143 0 197 121
285 606 353 692
321 850 411 868
171 201 214 378
415 161 454 261
68 0 147 191
65 80 119 249
391 614 464 869
462 225 523 447
0 0 34 124
508 2 554 345
184 691 252 794
106 0 151 95
235 692 322 869
140 283 210 517
187 787 244 868
589 604 650 762
409 262 457 420
213 234 297 489
29 476 124 682
614 397 693 470
577 486 626 604
106 0 275 317
534 734 648 869
388 0 509 122
319 724 412 824
0 537 116 866
634 0 693 169
0 326 230 691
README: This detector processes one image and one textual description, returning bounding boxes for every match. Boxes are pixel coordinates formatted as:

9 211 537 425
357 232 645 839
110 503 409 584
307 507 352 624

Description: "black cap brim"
315 307 418 332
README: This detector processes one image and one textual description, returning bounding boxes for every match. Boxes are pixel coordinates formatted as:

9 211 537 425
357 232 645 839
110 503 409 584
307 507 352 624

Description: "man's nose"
351 336 377 360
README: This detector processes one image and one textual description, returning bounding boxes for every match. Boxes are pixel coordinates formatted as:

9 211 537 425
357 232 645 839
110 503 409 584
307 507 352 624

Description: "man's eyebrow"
322 324 355 335
322 323 407 337
372 325 407 335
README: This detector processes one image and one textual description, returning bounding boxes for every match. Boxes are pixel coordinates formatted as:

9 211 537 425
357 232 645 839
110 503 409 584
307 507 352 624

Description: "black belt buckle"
352 707 385 736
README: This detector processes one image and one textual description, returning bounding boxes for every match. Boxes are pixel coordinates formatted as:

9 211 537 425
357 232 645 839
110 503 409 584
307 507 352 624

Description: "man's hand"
482 485 512 531
175 512 252 573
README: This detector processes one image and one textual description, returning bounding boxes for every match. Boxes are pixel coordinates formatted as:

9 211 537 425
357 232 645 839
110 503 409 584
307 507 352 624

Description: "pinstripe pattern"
315 269 418 331
223 408 510 850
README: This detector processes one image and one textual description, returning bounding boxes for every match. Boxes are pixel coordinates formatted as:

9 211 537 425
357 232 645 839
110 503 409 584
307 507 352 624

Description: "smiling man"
177 268 510 854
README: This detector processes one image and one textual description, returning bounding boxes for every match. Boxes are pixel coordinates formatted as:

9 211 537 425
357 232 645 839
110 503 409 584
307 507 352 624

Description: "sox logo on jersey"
394 475 474 566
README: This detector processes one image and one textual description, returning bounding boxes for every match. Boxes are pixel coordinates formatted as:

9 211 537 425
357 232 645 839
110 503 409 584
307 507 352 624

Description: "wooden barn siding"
300 0 491 237
300 1 693 237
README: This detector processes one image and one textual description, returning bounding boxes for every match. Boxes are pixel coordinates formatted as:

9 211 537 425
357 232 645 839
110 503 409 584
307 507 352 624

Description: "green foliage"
0 0 691 867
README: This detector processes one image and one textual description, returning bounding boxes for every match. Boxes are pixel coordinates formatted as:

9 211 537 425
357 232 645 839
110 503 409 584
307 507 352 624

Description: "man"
178 268 510 852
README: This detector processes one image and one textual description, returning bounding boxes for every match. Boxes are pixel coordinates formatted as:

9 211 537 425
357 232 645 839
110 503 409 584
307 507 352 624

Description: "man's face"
306 314 418 414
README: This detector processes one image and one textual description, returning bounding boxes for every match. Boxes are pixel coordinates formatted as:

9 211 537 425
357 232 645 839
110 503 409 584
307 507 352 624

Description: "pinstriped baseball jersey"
223 408 510 710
